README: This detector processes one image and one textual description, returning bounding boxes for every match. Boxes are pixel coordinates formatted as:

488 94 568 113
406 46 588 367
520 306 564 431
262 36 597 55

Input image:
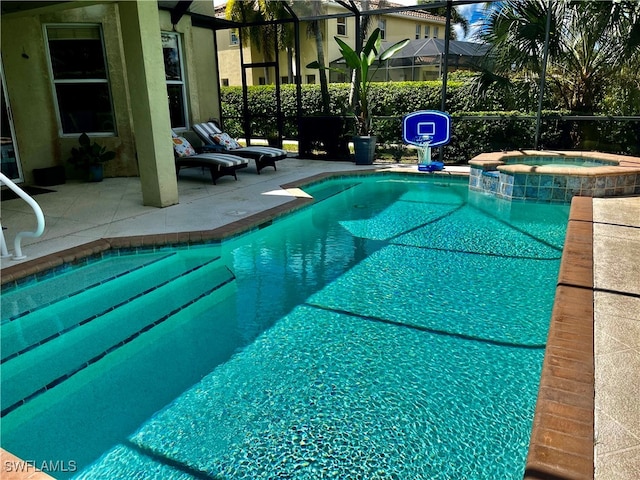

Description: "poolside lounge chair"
172 131 248 184
192 121 287 174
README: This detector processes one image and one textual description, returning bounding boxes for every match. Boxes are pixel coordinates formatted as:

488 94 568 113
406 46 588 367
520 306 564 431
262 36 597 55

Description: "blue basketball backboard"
403 110 451 147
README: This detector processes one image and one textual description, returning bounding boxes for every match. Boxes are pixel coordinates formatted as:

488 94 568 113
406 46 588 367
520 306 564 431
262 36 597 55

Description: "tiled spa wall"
469 167 640 202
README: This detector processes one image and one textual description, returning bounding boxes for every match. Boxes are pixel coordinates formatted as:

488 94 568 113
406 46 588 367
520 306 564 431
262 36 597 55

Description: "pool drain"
226 210 248 216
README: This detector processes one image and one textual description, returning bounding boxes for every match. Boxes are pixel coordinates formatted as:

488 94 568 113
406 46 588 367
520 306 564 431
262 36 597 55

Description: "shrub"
219 80 639 162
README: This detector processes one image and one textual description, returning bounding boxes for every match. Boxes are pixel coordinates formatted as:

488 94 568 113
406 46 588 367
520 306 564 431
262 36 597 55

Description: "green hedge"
220 79 544 135
220 81 639 162
434 113 638 163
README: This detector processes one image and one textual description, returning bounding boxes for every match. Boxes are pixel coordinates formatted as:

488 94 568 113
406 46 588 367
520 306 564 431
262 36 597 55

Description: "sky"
389 0 488 41
452 2 487 41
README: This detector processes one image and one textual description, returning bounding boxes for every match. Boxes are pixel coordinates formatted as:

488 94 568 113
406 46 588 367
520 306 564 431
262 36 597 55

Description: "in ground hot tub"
469 150 640 202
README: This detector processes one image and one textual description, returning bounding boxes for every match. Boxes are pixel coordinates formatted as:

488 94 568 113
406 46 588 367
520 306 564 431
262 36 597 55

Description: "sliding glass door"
1 63 23 182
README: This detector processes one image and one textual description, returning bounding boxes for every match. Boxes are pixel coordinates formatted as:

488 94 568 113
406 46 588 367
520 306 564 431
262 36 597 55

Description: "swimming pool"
0 175 570 479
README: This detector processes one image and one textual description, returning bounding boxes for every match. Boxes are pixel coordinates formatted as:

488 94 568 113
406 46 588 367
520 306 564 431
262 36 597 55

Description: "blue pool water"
0 175 570 479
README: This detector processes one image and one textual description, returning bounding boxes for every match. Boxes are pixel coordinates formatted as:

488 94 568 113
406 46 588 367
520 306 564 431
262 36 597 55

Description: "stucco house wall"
1 0 221 187
2 3 138 182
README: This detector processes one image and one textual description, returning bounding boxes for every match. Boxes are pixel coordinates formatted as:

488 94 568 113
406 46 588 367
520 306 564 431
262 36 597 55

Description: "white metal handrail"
0 172 45 260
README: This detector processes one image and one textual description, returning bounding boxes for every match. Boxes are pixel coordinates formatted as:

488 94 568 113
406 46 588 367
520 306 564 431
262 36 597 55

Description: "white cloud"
457 3 484 22
455 3 490 41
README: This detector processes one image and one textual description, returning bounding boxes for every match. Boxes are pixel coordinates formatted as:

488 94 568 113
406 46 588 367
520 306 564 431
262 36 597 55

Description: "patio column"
118 0 178 207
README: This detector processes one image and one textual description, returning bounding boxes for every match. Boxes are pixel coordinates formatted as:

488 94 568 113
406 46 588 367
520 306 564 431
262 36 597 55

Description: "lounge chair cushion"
171 130 249 184
210 132 242 150
192 122 287 174
177 153 248 169
193 123 287 159
171 132 197 157
174 152 248 184
193 121 223 140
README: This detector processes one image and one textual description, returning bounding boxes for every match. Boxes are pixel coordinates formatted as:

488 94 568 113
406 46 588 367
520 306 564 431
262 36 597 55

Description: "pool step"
1 251 220 363
0 254 236 417
308 182 361 203
1 252 175 322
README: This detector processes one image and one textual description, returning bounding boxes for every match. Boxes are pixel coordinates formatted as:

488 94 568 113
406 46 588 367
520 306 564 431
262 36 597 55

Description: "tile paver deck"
592 197 640 480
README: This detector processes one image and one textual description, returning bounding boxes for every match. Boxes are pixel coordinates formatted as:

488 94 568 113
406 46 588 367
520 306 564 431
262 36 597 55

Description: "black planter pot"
353 135 377 165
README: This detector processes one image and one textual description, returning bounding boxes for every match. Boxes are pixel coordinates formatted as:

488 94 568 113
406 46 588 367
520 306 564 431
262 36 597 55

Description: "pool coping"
524 195 595 480
1 169 595 479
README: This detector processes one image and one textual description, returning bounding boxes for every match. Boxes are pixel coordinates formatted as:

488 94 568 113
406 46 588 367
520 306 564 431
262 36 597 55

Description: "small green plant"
307 28 409 136
68 133 116 170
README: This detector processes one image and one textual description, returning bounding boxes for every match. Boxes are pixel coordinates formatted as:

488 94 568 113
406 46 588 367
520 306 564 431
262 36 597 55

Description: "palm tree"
225 0 294 84
302 1 331 114
226 1 332 112
477 0 640 113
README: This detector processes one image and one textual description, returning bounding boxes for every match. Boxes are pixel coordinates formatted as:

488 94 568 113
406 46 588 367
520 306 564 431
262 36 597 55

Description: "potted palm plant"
68 133 116 182
308 28 409 164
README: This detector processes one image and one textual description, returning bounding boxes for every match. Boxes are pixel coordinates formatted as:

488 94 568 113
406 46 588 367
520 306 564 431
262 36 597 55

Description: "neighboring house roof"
390 38 489 59
358 0 447 23
214 3 226 18
332 38 488 65
392 8 447 23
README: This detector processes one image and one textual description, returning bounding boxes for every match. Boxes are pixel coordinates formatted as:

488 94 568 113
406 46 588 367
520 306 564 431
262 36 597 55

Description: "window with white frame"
230 29 239 46
162 32 188 129
46 25 115 135
415 24 421 39
434 26 440 38
378 19 386 39
337 17 347 36
424 25 430 38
